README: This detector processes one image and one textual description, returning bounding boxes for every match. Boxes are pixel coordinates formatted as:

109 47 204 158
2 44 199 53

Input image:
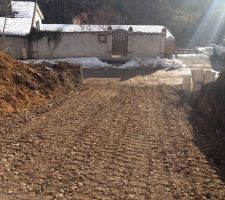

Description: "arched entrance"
112 29 128 57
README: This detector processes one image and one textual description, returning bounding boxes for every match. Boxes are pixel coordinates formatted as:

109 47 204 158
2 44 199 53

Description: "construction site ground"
1 67 225 200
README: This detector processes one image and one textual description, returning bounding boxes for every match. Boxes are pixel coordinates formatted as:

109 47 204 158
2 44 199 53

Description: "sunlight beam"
188 0 225 48
209 4 225 43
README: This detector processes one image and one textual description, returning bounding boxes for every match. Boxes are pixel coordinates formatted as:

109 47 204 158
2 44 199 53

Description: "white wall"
129 33 166 58
165 38 175 58
32 8 43 29
31 32 111 59
30 31 171 59
0 36 28 59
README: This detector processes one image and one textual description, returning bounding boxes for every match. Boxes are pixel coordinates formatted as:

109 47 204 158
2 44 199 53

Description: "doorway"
112 29 128 57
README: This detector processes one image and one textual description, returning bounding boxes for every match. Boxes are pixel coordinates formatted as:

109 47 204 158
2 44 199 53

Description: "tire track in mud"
1 82 225 200
145 85 225 200
0 86 118 199
71 86 153 200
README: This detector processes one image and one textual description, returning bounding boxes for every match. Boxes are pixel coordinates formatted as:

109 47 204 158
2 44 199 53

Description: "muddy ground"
1 68 225 200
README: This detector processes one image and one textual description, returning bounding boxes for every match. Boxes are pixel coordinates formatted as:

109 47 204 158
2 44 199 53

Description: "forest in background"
20 0 225 47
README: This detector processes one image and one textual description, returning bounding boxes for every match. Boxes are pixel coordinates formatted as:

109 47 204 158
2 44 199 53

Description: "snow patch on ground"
118 58 187 69
195 47 214 56
24 57 187 70
25 57 111 69
177 54 211 69
214 45 225 56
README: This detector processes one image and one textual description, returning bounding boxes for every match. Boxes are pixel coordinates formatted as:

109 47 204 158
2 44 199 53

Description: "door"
112 29 128 56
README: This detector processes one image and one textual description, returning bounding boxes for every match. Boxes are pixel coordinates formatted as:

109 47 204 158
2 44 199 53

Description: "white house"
0 0 175 60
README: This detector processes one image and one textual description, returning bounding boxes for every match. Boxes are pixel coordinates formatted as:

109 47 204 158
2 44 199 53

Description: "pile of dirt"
193 71 225 129
0 52 82 115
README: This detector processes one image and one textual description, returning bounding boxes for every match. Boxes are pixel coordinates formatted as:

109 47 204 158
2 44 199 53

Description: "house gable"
32 3 44 30
0 1 44 36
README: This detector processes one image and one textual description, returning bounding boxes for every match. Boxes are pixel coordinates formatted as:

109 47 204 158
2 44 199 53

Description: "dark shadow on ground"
179 91 225 183
189 112 225 182
210 55 225 72
136 84 225 184
153 82 225 184
83 68 161 82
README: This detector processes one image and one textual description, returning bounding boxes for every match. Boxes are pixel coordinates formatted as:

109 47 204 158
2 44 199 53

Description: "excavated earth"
0 67 225 200
193 71 225 130
0 52 81 115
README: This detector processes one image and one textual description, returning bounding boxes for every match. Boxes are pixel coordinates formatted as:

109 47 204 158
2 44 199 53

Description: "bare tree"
1 0 14 51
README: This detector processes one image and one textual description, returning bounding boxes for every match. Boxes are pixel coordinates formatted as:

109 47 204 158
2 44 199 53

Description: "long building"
0 0 175 60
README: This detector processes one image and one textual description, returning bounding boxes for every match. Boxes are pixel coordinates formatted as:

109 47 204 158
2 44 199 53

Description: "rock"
56 193 64 199
78 182 83 187
59 189 65 193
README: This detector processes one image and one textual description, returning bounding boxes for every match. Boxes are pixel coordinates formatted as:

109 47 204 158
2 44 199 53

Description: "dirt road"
1 69 225 200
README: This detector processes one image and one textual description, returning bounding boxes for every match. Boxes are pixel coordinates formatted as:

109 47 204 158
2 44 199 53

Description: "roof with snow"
41 24 174 39
0 1 39 36
0 1 174 39
12 1 35 18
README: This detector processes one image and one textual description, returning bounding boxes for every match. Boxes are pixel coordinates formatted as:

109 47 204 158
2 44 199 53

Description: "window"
98 33 107 43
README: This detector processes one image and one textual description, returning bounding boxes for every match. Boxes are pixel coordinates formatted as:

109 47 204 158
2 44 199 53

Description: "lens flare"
188 0 225 48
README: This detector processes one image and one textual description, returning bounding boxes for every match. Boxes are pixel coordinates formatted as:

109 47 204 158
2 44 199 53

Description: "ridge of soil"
0 52 81 115
192 71 225 130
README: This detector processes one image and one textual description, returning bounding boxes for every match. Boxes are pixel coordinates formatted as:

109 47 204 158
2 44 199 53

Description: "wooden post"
1 0 13 51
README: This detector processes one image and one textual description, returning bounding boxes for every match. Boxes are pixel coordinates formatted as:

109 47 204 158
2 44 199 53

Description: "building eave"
35 2 44 20
0 33 27 38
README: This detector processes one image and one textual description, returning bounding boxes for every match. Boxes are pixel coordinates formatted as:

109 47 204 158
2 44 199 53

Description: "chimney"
0 0 12 17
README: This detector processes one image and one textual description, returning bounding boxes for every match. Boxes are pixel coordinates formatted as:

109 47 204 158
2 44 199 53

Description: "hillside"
29 0 224 47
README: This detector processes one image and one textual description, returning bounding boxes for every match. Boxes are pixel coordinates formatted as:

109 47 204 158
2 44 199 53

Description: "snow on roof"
0 1 174 39
12 1 35 18
0 1 35 36
41 24 175 39
0 18 32 36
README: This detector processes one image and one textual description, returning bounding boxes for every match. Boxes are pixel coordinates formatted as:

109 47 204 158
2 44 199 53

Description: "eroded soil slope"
1 80 225 200
193 71 225 130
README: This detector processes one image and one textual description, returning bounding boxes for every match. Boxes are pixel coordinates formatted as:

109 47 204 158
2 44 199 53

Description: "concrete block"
182 76 192 92
204 69 216 84
192 82 202 92
191 69 204 82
